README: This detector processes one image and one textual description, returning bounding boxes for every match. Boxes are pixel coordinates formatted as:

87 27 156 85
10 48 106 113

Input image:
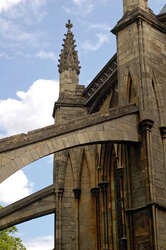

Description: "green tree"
0 226 26 250
0 206 26 249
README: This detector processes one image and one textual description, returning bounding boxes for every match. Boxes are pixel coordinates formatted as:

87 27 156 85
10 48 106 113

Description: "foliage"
0 206 26 249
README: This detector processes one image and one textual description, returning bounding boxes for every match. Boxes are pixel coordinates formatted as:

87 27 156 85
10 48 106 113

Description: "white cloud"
72 0 83 4
64 0 109 15
36 50 57 61
7 0 49 24
0 0 49 14
72 0 108 6
24 235 54 250
81 33 109 52
0 79 59 205
0 79 59 136
0 17 43 48
78 19 111 31
63 0 94 16
0 0 50 56
0 0 25 13
88 23 111 31
0 52 12 59
0 170 33 204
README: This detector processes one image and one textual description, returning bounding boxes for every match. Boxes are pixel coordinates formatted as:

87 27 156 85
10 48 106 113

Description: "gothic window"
127 73 137 104
109 90 118 108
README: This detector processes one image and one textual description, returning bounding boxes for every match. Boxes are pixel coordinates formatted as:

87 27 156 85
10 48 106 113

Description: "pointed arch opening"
127 73 137 105
151 78 162 124
109 90 118 109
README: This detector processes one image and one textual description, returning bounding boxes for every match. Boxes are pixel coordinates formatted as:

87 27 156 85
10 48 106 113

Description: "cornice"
112 7 166 35
52 96 85 118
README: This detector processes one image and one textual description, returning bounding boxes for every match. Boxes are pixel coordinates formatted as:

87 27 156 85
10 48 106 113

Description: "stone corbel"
73 188 81 199
98 181 108 193
139 119 154 133
160 126 166 139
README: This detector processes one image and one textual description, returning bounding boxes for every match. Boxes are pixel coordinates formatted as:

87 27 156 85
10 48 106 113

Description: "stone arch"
79 148 97 249
53 150 68 189
0 108 139 183
78 149 91 189
84 145 99 188
98 143 107 181
54 150 76 190
109 90 118 108
119 66 140 108
126 71 137 105
64 152 75 189
61 151 76 249
69 147 84 188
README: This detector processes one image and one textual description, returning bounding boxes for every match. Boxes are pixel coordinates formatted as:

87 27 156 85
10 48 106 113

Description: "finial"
58 20 81 75
66 19 73 32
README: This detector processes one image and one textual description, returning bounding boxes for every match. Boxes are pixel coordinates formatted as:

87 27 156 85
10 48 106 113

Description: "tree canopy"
0 206 26 249
0 226 26 250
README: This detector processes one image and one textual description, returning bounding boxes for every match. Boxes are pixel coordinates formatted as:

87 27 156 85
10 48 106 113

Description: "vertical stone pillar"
157 126 166 249
139 119 159 248
98 181 109 250
117 167 127 249
139 119 154 202
55 188 64 250
91 187 101 250
160 127 166 174
73 188 81 250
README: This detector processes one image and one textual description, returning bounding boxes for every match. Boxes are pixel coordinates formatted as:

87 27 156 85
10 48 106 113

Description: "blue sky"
0 0 165 249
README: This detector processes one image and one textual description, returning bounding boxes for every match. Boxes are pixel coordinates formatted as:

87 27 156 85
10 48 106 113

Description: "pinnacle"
66 19 73 32
58 20 81 74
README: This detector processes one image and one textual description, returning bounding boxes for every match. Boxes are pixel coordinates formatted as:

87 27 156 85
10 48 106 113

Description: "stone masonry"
0 1 165 249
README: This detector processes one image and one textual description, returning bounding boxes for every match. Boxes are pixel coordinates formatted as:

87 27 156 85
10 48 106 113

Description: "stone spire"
53 20 85 121
58 20 80 75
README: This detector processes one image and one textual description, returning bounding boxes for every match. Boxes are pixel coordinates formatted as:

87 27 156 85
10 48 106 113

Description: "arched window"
127 73 137 104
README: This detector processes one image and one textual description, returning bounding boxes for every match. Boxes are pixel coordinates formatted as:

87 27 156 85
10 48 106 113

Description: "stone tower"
53 0 166 249
123 0 148 13
113 0 166 248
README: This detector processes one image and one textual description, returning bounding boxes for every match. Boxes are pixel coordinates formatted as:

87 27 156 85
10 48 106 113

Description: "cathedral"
0 0 165 249
53 0 166 249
